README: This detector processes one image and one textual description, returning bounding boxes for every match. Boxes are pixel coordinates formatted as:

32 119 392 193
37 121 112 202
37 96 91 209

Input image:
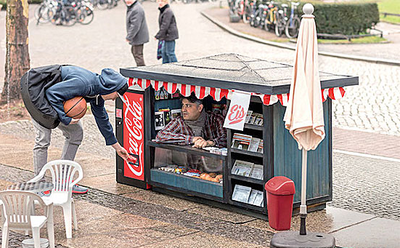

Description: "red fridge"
115 87 151 189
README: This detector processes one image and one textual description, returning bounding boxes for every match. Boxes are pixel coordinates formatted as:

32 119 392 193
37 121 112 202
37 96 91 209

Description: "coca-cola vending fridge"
115 87 152 189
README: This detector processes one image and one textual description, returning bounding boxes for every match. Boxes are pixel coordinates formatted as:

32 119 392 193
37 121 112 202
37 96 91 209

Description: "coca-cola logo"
228 104 246 125
123 94 144 177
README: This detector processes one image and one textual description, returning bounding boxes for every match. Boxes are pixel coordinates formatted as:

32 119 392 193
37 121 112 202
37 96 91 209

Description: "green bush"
313 3 379 35
276 1 379 35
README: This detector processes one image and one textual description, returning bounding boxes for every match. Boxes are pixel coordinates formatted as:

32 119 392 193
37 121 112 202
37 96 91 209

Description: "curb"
201 11 400 67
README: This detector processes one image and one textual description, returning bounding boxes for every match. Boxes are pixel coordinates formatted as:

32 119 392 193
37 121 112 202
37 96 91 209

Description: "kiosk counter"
115 54 358 217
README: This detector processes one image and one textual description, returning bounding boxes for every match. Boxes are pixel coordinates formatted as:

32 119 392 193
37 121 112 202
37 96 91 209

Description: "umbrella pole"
300 148 307 235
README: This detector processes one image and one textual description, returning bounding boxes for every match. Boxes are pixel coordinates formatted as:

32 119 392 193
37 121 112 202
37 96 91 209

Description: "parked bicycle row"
229 0 301 39
35 0 119 26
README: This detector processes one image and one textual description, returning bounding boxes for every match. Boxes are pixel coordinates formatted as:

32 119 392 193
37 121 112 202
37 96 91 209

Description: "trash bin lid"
265 176 295 195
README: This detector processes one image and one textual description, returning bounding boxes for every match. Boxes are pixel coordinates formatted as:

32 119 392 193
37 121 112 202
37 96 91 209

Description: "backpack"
20 65 62 129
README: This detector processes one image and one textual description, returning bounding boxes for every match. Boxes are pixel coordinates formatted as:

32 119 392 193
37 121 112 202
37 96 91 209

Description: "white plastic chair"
0 199 4 225
0 190 55 248
28 160 83 239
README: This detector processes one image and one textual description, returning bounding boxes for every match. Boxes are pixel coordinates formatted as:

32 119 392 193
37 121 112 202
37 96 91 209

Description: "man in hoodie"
32 65 133 194
125 0 149 67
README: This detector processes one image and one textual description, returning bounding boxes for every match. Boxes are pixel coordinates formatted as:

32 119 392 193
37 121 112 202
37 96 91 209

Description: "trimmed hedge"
313 3 380 35
276 1 379 35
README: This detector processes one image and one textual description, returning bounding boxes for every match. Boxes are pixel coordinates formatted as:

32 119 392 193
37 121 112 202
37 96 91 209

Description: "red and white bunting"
127 78 345 106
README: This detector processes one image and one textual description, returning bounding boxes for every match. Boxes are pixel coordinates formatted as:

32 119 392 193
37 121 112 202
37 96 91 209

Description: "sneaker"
72 185 88 194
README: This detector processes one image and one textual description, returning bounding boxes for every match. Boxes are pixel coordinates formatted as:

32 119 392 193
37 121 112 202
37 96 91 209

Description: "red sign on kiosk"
122 92 145 181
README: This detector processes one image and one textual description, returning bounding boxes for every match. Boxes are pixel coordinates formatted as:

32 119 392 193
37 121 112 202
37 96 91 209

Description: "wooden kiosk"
115 53 358 217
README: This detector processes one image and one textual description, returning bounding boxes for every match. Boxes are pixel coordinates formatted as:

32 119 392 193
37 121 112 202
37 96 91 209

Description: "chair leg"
1 224 9 248
26 203 35 235
32 227 41 248
72 200 78 230
62 203 73 238
47 205 55 248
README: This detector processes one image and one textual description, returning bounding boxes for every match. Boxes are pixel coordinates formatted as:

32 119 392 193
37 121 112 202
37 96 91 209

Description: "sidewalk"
202 6 400 66
1 115 399 248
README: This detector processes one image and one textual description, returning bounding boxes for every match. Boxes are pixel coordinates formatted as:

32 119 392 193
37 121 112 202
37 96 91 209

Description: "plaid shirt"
155 112 227 147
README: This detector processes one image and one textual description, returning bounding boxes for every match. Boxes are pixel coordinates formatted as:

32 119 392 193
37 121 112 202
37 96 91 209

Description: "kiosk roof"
120 53 358 95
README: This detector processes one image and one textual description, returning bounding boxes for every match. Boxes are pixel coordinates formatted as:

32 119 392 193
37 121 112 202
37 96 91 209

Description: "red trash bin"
265 176 295 231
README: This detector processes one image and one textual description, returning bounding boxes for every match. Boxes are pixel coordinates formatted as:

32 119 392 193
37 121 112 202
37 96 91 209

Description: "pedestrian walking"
125 0 149 66
155 0 179 64
24 65 133 194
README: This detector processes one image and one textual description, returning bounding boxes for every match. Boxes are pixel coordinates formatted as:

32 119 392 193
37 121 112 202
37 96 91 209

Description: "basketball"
63 96 87 119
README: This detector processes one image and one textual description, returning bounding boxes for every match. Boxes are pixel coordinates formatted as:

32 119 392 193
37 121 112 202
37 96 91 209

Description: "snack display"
158 165 222 183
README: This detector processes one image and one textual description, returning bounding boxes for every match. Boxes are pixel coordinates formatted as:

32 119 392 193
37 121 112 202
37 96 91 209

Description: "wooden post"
1 0 30 104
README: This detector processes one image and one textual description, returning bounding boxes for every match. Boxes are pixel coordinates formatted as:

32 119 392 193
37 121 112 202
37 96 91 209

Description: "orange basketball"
63 96 87 119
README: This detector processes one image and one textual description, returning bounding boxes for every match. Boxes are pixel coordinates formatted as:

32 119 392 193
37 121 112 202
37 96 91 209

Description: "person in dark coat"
125 0 149 66
155 0 179 64
31 65 133 194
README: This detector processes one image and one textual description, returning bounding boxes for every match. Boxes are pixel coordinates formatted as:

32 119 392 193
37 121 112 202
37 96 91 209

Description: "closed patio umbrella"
283 3 324 236
283 2 324 235
271 3 336 248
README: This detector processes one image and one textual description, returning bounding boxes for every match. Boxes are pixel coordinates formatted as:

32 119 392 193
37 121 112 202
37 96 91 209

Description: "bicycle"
35 0 57 25
274 2 288 37
92 0 117 10
229 0 245 21
285 1 300 38
76 0 94 25
242 0 256 24
264 1 277 31
250 3 267 28
51 0 77 26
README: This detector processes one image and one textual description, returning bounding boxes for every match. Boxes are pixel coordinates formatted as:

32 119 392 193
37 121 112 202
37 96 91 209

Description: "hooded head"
97 68 128 95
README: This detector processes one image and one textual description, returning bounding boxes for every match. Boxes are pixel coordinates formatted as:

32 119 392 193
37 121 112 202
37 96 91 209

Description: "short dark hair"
117 83 129 96
181 92 202 106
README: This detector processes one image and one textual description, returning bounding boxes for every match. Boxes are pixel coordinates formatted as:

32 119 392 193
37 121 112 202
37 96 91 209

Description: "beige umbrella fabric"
283 4 325 235
283 5 325 151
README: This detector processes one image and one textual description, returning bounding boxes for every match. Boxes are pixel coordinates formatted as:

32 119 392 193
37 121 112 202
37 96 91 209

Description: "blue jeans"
162 40 177 64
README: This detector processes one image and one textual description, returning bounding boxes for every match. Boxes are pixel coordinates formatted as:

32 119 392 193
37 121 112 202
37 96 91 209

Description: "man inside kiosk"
155 93 227 148
154 93 227 173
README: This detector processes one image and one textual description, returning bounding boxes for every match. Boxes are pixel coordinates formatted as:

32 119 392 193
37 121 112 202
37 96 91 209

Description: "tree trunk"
1 0 30 104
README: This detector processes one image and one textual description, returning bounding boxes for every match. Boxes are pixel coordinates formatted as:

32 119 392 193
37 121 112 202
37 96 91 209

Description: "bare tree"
1 0 30 104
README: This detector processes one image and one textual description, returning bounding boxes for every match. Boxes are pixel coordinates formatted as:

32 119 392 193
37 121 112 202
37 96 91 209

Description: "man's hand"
112 143 134 161
192 137 215 148
70 118 80 125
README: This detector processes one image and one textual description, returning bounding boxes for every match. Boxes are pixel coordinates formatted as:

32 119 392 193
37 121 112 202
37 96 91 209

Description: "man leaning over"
32 65 133 194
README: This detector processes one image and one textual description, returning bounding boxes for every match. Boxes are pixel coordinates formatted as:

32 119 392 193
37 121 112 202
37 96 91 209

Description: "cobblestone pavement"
321 57 400 136
0 0 399 222
1 115 399 221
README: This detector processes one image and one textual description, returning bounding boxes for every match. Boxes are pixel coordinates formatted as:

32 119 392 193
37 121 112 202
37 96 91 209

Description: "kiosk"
115 53 358 216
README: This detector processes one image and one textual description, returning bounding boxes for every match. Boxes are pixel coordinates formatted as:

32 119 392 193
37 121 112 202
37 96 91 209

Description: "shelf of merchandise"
226 97 270 214
228 198 265 212
244 123 263 131
230 148 264 158
148 141 227 161
150 169 224 202
229 174 264 185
